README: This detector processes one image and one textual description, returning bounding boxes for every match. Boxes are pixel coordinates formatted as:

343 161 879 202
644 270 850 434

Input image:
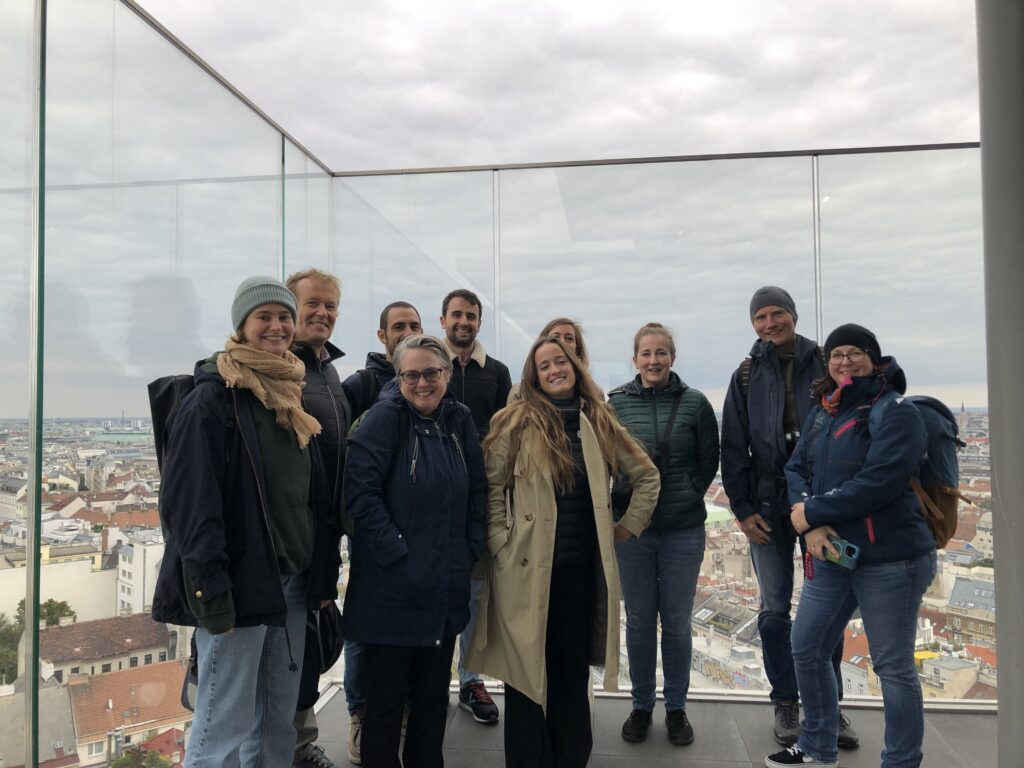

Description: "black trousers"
361 638 456 768
504 559 595 768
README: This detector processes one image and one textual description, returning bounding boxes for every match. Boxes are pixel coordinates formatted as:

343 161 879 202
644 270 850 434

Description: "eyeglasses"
398 367 444 385
828 348 867 364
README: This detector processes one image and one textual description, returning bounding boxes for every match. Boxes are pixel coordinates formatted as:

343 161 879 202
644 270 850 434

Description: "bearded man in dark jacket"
287 268 353 768
720 286 859 751
342 301 423 420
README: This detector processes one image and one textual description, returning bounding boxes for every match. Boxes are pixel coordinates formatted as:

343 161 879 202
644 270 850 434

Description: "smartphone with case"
825 537 860 569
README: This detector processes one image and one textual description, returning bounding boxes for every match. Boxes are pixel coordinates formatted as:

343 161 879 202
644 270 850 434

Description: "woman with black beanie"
765 324 937 768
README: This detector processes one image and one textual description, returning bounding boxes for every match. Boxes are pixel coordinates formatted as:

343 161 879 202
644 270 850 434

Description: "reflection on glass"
37 0 283 763
0 0 35 766
285 139 331 275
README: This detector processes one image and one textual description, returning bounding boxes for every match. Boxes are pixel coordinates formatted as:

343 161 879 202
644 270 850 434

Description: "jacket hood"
836 355 907 406
748 333 820 363
195 353 224 385
365 351 394 376
611 370 689 398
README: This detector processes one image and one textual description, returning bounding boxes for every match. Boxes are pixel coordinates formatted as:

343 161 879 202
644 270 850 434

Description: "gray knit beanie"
749 286 798 322
231 276 297 330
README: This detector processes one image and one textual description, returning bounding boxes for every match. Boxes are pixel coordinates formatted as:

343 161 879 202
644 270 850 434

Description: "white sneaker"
347 710 363 765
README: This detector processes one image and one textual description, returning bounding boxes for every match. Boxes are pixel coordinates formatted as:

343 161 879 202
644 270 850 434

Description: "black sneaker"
837 708 860 749
764 744 837 767
773 700 800 746
665 709 694 746
620 708 653 742
295 743 337 768
459 681 499 725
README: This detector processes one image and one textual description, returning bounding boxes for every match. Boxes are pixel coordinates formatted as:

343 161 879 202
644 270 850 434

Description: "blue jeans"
187 574 308 768
750 529 844 703
792 551 936 767
615 525 705 712
344 639 365 713
457 578 483 688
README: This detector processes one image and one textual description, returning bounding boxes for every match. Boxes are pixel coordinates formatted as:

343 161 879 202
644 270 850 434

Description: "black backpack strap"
739 358 752 400
359 368 375 415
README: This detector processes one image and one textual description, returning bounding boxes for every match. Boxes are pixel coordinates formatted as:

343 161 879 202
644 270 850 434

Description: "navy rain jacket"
341 387 487 647
152 360 341 631
784 358 935 565
721 334 824 522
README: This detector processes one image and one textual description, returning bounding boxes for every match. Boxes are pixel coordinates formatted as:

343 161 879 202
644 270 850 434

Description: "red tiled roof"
40 614 169 664
843 628 870 666
142 727 186 757
68 660 191 740
964 644 997 668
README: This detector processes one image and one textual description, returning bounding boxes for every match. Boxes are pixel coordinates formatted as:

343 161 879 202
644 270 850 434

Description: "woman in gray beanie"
153 276 342 767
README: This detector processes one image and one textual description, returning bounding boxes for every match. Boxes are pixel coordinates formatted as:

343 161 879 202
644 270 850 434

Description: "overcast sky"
136 0 980 171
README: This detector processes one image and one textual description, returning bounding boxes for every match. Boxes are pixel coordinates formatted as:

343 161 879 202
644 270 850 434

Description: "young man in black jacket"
720 286 858 751
287 268 353 768
439 288 511 726
341 301 423 420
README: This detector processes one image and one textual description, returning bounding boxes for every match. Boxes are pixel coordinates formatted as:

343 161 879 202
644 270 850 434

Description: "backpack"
870 394 972 548
148 374 235 474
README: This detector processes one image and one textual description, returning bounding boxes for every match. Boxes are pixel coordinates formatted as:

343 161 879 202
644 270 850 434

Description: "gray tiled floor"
313 686 996 767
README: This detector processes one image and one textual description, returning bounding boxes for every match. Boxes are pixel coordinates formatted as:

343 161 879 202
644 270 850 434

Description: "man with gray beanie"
720 287 859 750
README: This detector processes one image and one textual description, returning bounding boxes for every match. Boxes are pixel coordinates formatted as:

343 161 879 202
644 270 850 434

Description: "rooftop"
40 613 170 664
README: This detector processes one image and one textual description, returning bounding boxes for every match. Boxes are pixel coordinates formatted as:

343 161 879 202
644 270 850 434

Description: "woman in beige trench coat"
467 335 659 768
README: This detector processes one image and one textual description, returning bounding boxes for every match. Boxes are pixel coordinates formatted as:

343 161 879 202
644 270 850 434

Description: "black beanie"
824 323 882 364
749 286 798 322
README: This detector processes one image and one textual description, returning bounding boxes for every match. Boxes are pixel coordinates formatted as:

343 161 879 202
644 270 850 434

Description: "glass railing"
3 0 991 764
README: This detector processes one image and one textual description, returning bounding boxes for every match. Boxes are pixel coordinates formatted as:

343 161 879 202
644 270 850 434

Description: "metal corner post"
975 1 1024 766
25 0 48 765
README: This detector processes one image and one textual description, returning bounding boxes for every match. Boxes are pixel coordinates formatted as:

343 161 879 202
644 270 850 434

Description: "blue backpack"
871 394 971 547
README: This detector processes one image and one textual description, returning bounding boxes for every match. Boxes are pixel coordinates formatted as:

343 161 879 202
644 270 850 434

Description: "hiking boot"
459 681 499 725
347 710 362 765
764 745 837 767
620 708 653 742
665 709 694 746
837 708 860 749
773 700 800 746
295 743 336 768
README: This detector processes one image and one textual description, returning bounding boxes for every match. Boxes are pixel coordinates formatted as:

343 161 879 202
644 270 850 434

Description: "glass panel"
284 139 331 275
498 158 816 405
40 0 283 761
0 0 36 764
331 172 495 382
498 158 816 694
818 148 991 700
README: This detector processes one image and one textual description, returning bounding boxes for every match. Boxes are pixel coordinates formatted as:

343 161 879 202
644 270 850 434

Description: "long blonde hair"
484 336 643 493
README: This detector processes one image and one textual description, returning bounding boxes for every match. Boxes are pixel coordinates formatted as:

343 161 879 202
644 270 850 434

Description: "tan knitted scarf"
217 338 321 448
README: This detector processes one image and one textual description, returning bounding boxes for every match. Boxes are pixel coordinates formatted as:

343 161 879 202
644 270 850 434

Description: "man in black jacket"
287 268 353 768
341 301 423 420
439 288 511 726
720 286 858 750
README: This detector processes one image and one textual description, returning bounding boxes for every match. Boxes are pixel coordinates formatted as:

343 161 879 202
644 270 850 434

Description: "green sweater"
608 372 720 530
250 402 314 576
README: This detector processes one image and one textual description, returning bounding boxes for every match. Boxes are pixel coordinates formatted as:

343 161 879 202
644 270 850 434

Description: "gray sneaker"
773 700 800 746
295 743 336 768
347 710 363 765
837 708 860 749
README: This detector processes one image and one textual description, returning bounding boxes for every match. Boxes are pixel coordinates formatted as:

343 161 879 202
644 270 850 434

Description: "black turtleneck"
545 395 597 566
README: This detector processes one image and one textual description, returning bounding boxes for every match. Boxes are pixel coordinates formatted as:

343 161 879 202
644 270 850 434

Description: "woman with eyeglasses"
765 324 936 768
467 335 659 768
342 334 487 768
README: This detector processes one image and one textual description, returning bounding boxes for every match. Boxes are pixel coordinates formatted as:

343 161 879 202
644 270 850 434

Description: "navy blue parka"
784 358 934 565
341 387 487 647
721 334 824 523
152 360 341 632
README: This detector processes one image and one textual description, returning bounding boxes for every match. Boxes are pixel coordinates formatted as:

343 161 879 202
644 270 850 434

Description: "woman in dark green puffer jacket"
608 322 720 747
